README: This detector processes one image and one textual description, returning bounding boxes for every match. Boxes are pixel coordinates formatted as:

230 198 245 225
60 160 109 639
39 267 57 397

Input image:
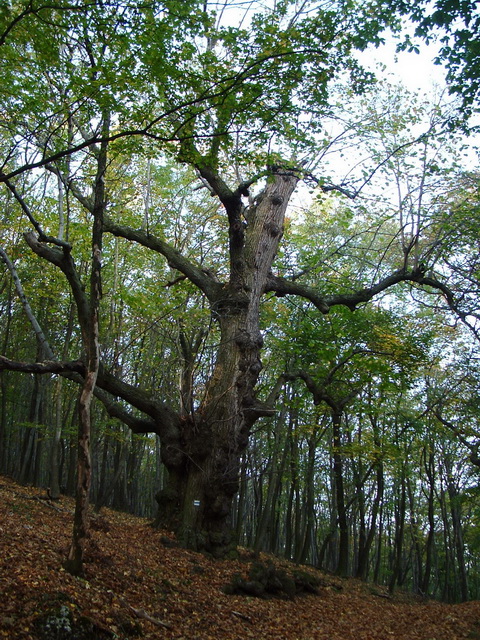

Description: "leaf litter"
1 474 479 640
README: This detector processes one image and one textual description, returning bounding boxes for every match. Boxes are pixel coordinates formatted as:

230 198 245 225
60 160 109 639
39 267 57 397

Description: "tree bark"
332 408 349 576
444 454 469 601
389 469 406 594
65 116 108 576
421 446 435 595
254 404 288 554
297 427 318 564
153 171 298 554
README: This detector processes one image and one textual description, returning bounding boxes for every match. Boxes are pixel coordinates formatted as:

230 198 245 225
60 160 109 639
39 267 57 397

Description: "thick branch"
23 227 182 439
24 231 91 341
0 353 178 438
283 370 324 402
193 162 246 278
4 195 178 440
96 364 178 427
248 374 287 419
284 370 358 411
103 217 223 300
0 355 84 375
5 180 71 249
195 163 237 209
324 269 443 311
267 267 456 313
434 410 480 468
92 387 164 436
265 274 330 312
0 352 165 436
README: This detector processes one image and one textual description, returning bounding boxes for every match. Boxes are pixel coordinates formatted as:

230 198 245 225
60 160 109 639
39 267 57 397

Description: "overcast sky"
358 31 447 95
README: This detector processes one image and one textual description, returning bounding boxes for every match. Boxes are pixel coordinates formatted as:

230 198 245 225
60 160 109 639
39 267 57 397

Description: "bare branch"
0 245 55 358
0 355 84 374
267 265 460 314
24 231 91 342
46 163 94 212
5 179 71 249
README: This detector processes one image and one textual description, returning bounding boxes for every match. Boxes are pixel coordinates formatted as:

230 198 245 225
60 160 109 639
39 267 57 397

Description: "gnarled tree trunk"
154 171 298 555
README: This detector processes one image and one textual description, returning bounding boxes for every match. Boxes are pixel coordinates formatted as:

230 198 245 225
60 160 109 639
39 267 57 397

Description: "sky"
358 33 446 95
289 30 470 220
215 1 448 94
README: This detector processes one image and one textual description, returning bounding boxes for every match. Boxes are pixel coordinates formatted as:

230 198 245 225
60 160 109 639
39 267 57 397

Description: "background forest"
1 0 480 603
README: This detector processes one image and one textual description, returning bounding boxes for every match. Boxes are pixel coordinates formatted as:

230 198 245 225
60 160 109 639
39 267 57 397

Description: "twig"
231 610 253 623
32 496 65 512
114 593 173 630
371 591 392 600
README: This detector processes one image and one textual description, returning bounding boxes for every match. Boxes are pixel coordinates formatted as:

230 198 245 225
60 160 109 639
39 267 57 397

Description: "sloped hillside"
1 475 479 640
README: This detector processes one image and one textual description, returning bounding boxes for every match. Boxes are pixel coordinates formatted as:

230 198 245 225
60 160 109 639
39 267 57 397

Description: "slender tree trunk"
48 172 70 499
332 409 349 576
389 469 406 594
97 435 129 512
65 368 96 575
421 447 435 596
354 481 367 578
0 369 7 474
284 426 296 560
126 433 145 513
298 427 318 564
438 480 453 601
444 455 468 601
19 373 44 484
49 378 64 499
407 475 423 595
254 405 287 554
373 496 384 584
95 430 111 511
112 437 129 510
359 458 384 581
65 117 108 576
65 420 77 496
0 283 13 475
235 457 247 543
284 410 301 560
50 303 75 499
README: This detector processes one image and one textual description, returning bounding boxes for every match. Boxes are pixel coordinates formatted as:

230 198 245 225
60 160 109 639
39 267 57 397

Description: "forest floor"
1 475 480 640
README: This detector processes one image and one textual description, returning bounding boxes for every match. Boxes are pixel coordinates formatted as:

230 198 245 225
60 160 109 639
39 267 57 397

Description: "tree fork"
156 171 300 555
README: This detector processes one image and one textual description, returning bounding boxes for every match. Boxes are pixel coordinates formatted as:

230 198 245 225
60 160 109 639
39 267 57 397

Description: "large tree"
0 0 475 557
